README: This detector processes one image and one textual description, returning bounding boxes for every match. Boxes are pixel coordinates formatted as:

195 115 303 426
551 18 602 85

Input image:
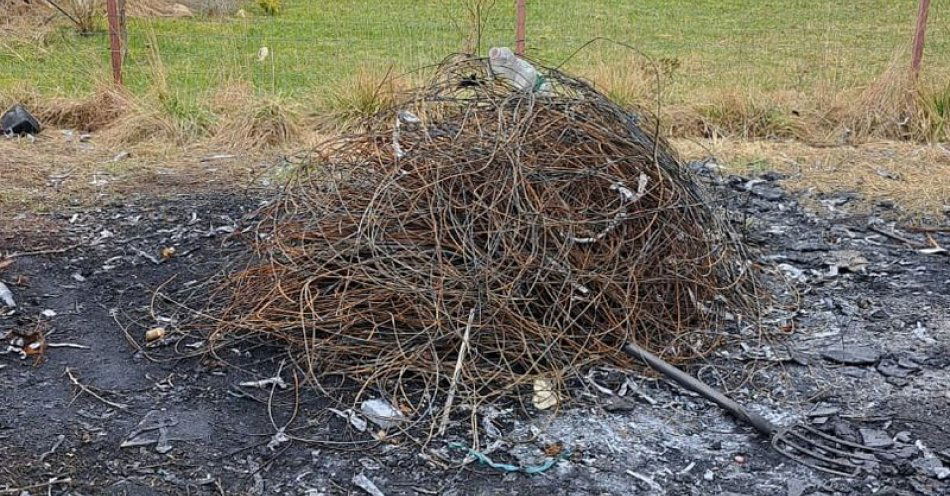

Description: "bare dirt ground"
2 143 949 495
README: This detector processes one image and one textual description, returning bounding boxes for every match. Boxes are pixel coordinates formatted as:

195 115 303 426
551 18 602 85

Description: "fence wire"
1 1 948 114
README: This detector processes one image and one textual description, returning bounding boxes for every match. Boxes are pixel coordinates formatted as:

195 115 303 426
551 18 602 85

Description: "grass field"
1 1 949 217
3 1 948 101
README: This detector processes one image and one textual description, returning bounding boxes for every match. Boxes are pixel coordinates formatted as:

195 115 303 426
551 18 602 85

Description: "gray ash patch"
2 174 949 495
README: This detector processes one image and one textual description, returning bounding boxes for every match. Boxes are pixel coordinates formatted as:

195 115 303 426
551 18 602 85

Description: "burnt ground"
1 170 949 496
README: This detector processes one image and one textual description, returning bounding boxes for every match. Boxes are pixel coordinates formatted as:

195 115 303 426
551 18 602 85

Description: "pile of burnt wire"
202 55 761 424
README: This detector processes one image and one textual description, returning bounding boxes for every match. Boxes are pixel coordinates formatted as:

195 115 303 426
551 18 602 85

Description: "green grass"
1 0 948 125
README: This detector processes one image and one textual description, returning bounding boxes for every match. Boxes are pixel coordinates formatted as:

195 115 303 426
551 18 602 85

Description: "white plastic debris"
0 282 15 308
328 408 368 432
267 428 290 451
777 263 807 283
392 110 421 160
360 398 406 429
488 47 552 94
352 473 385 496
41 309 57 318
565 173 649 244
239 376 288 389
531 377 560 410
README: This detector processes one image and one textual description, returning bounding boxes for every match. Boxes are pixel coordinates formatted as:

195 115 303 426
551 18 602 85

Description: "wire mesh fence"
2 1 948 136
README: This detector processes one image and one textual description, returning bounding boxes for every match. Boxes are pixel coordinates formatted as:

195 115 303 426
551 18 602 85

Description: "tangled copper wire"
209 55 760 415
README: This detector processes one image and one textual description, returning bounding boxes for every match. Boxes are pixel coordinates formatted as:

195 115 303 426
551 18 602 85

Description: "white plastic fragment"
328 408 368 432
352 473 386 496
488 47 552 94
239 376 288 390
777 263 807 283
531 377 559 410
391 110 420 160
266 428 290 451
566 173 650 244
360 398 406 429
0 282 15 308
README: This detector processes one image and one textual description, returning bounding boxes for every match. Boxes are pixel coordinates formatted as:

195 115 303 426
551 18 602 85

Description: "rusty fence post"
105 0 124 85
515 0 526 55
911 0 930 78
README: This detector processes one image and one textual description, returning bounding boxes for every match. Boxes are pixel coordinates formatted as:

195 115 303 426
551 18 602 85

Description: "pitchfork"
622 342 882 477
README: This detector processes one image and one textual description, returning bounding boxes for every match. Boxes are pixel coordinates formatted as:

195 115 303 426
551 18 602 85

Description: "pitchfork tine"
622 342 882 476
784 426 879 460
774 433 860 471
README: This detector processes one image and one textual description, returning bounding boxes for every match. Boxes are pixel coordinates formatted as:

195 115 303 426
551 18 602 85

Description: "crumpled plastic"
448 442 571 475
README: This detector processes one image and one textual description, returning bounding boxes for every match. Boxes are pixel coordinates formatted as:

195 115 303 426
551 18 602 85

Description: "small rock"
868 308 890 321
807 406 840 417
603 396 637 412
897 357 920 370
912 455 949 480
885 377 909 387
821 347 880 366
895 445 918 459
824 250 869 274
840 366 868 378
831 421 860 442
786 478 808 496
877 359 914 378
859 428 894 449
753 187 785 202
894 431 912 444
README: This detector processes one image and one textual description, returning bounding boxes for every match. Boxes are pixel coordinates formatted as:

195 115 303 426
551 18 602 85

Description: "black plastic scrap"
1 104 42 136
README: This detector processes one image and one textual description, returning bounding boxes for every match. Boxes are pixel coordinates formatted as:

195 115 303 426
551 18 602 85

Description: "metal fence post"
106 0 124 85
911 0 930 78
515 0 526 55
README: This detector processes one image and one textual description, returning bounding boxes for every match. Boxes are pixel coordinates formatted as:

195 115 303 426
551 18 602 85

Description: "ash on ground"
1 168 948 495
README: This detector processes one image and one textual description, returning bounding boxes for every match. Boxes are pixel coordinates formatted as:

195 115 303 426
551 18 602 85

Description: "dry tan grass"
0 1 58 43
674 138 950 217
580 56 657 109
832 50 927 141
0 130 260 214
581 60 816 141
98 101 182 146
10 83 131 132
316 67 409 126
694 89 813 140
577 48 948 145
209 82 302 150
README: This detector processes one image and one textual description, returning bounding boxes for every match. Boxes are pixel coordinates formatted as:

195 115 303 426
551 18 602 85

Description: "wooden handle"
622 342 776 436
